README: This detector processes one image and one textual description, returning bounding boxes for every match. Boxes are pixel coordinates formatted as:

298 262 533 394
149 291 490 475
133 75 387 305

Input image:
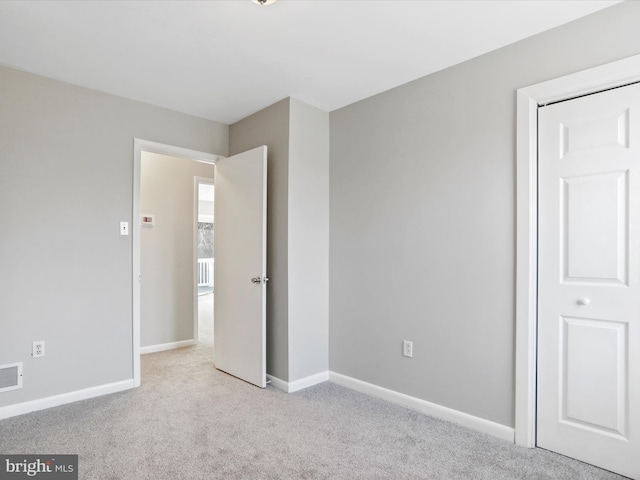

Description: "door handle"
577 298 590 306
251 277 269 284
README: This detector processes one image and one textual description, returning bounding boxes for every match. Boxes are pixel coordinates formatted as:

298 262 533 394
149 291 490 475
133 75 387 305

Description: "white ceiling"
0 0 621 124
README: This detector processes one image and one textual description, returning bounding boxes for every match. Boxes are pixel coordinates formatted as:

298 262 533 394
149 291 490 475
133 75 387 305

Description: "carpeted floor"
0 294 626 479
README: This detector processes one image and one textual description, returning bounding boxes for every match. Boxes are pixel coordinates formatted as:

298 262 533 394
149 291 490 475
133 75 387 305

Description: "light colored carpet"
0 295 626 479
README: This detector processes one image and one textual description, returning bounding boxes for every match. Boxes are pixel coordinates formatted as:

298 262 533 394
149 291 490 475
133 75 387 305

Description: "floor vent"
0 363 23 393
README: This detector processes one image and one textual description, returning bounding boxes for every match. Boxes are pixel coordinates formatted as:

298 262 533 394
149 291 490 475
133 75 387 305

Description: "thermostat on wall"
141 214 155 227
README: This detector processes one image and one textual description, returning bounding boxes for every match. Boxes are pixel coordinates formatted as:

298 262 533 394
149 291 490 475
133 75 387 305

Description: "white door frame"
515 54 640 447
132 139 222 387
193 176 215 343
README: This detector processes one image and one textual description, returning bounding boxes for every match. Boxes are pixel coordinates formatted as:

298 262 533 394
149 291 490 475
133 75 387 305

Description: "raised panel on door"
561 317 627 437
562 171 627 285
537 82 640 479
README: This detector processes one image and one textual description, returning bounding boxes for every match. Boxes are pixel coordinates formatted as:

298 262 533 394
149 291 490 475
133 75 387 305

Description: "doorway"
133 139 222 386
195 179 214 347
133 140 268 390
515 54 640 479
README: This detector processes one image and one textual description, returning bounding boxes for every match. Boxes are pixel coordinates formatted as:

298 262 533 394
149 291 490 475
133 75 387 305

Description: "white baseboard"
267 371 329 393
329 372 515 443
0 379 136 421
140 339 195 355
267 374 289 392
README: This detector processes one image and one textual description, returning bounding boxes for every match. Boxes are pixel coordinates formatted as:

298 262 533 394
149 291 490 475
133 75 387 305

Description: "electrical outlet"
32 341 45 358
402 340 413 358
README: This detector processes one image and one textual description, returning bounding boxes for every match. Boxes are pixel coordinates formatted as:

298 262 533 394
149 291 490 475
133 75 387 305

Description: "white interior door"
537 82 640 478
214 146 267 388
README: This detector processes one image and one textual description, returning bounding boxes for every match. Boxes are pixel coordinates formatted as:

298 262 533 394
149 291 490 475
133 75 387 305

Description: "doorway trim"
132 139 222 387
515 53 640 447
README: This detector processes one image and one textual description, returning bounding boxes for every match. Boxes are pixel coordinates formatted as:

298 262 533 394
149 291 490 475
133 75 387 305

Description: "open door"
213 146 267 388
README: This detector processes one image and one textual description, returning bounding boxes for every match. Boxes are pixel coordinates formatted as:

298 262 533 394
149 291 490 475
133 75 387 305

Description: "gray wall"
140 152 214 348
329 1 640 428
229 97 330 383
288 98 330 381
229 98 291 381
0 66 227 407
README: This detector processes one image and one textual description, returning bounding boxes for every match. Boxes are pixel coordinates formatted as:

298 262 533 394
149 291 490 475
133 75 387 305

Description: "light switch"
120 222 129 236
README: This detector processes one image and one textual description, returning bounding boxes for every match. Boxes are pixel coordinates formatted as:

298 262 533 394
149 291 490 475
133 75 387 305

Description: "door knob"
577 298 590 306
